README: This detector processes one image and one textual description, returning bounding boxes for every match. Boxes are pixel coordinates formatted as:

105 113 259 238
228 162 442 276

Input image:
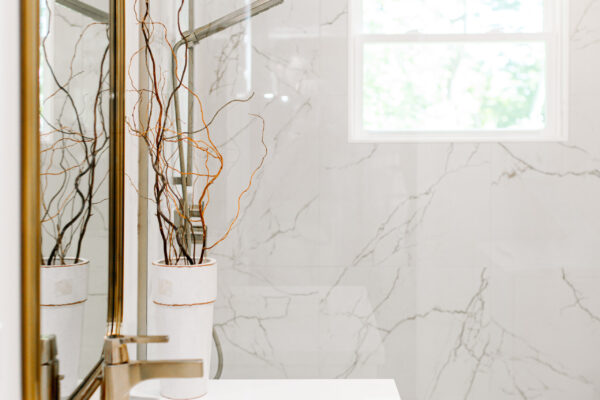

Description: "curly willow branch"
40 1 110 265
131 0 268 265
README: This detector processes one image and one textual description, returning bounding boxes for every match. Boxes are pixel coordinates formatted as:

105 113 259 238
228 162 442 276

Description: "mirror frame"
20 0 126 398
21 0 41 398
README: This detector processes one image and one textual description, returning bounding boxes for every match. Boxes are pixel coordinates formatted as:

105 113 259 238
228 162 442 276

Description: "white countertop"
130 379 401 400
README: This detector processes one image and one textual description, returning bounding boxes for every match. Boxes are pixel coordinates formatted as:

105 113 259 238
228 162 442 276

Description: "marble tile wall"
152 1 600 398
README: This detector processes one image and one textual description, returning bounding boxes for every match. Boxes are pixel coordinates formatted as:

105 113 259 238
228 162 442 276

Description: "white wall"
0 1 23 399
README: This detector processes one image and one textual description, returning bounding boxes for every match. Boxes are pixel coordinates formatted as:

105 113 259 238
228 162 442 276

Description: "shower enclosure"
130 0 600 399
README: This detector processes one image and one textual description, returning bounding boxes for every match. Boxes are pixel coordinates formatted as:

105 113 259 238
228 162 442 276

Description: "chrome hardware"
102 335 203 400
173 205 205 246
41 335 60 400
176 0 284 50
56 0 108 22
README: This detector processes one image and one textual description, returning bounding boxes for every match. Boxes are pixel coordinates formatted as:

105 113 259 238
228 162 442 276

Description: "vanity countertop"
130 379 401 400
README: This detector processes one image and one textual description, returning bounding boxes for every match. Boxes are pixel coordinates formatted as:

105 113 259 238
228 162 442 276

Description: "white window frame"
348 0 569 143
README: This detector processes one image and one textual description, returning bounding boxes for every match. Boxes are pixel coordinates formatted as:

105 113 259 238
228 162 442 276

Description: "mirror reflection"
39 0 109 396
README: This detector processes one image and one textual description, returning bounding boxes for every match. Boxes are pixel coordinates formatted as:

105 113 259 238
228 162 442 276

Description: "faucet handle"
119 335 169 345
104 335 169 365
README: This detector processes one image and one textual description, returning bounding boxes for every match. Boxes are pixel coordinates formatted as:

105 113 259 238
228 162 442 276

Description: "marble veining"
143 0 600 399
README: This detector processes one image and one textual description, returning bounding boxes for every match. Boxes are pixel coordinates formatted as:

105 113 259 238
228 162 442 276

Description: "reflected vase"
40 258 89 397
150 258 217 399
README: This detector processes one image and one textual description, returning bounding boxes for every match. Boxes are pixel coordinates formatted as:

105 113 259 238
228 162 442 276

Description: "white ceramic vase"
40 258 89 397
150 258 217 399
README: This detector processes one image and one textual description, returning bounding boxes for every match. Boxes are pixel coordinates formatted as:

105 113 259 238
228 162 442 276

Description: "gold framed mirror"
20 0 125 398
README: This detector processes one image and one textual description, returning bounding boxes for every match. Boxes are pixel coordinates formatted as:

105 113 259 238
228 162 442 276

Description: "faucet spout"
104 359 203 400
102 335 204 400
133 359 204 383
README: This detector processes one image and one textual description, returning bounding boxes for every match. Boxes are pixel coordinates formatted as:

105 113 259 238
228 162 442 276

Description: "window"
349 0 568 142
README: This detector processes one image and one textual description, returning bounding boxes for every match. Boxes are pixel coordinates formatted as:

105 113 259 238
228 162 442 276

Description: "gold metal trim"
153 300 216 307
21 0 41 398
107 0 125 337
41 299 88 307
67 358 104 400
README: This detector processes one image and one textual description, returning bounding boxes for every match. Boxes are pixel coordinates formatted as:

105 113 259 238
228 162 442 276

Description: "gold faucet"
102 335 203 400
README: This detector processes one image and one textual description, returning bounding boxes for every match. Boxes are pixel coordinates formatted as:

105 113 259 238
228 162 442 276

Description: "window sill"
348 129 568 144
